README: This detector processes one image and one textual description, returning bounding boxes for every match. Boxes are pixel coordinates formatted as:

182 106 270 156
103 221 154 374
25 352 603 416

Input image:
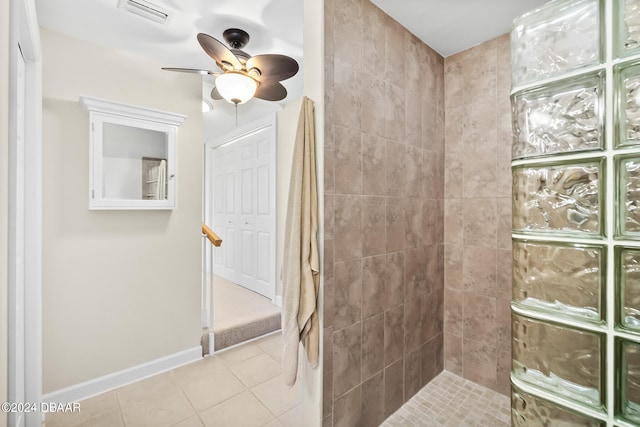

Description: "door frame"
204 114 277 302
8 0 42 425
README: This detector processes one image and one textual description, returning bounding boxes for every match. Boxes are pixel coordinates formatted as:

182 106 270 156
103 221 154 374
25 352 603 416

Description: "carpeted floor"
211 275 281 351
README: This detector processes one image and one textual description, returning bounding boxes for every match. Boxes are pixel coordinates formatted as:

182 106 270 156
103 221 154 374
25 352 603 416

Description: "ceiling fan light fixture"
215 72 258 105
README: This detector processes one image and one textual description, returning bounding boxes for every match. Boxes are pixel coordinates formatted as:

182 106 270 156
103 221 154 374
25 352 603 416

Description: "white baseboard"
43 346 202 404
274 295 283 308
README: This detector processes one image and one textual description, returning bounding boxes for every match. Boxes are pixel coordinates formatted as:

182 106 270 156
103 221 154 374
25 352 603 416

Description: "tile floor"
45 332 303 427
45 334 510 427
383 371 511 427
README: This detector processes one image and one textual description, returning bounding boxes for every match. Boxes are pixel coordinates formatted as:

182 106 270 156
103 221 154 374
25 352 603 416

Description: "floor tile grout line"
169 370 202 427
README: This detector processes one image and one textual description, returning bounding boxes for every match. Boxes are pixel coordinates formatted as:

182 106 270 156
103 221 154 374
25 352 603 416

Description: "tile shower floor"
45 333 510 427
383 371 510 427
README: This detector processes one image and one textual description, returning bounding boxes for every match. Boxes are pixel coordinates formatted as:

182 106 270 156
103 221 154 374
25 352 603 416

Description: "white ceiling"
371 0 549 57
35 0 548 135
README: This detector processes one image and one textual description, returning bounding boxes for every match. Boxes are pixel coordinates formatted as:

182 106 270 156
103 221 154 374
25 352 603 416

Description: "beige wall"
41 28 203 393
0 0 9 424
276 97 302 299
322 0 445 425
443 34 512 396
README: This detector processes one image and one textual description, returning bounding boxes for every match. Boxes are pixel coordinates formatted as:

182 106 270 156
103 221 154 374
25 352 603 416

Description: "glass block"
617 247 640 331
512 313 603 408
513 240 604 322
511 0 602 87
616 0 640 57
512 385 605 426
620 339 640 423
617 155 640 238
512 72 604 160
513 160 604 236
615 61 640 147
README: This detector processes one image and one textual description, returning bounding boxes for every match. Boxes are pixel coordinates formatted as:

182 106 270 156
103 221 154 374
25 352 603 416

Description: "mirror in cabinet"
80 96 185 210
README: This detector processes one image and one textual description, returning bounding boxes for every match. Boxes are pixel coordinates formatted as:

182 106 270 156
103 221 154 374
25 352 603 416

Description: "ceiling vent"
118 0 171 24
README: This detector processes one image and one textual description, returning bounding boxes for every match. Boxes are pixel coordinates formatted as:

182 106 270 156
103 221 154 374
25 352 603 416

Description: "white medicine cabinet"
80 96 185 210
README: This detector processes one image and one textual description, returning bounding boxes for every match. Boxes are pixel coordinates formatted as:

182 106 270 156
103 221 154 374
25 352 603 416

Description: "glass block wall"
510 0 640 425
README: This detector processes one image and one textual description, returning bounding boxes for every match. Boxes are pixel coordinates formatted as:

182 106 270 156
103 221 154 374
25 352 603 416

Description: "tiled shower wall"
442 35 513 396
322 0 445 425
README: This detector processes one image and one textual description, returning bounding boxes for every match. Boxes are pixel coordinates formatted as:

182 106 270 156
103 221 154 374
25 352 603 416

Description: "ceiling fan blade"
210 87 223 100
197 33 242 71
254 82 287 101
162 67 212 75
246 54 299 82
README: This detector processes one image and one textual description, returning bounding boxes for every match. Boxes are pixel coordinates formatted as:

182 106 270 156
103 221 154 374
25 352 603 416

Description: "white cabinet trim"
80 95 184 210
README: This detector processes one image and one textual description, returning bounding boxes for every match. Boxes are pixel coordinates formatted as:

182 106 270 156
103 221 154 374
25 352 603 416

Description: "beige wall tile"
384 18 405 90
463 292 497 346
463 246 497 295
361 371 385 426
421 334 443 385
333 322 362 398
444 199 463 244
384 359 404 417
385 197 407 252
333 385 361 427
325 0 446 419
385 252 405 309
362 134 386 196
403 297 422 354
462 339 497 390
384 304 405 366
463 38 497 105
422 290 443 343
444 289 463 336
362 74 386 137
404 348 422 398
363 197 386 257
361 313 384 380
362 255 386 318
444 333 463 375
333 59 362 131
334 126 363 195
363 2 385 69
334 195 363 262
463 198 497 247
334 260 362 330
384 84 406 142
333 0 363 70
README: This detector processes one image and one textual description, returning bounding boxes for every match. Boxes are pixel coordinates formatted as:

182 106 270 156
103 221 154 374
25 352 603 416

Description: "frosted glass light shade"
215 72 258 105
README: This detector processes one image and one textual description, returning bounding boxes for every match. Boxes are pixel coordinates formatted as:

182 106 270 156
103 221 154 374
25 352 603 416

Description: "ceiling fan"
163 28 299 105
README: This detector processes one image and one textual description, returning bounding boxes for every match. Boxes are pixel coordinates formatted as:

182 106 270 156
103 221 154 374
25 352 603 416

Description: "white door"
206 116 276 300
212 142 239 281
236 132 274 297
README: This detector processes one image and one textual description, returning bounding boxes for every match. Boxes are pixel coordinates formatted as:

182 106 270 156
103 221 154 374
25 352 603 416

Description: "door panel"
241 168 254 215
240 229 255 280
208 120 275 299
257 165 269 215
257 231 270 282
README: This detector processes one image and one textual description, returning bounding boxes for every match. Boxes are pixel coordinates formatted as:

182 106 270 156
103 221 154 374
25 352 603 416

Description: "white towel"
281 96 320 387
